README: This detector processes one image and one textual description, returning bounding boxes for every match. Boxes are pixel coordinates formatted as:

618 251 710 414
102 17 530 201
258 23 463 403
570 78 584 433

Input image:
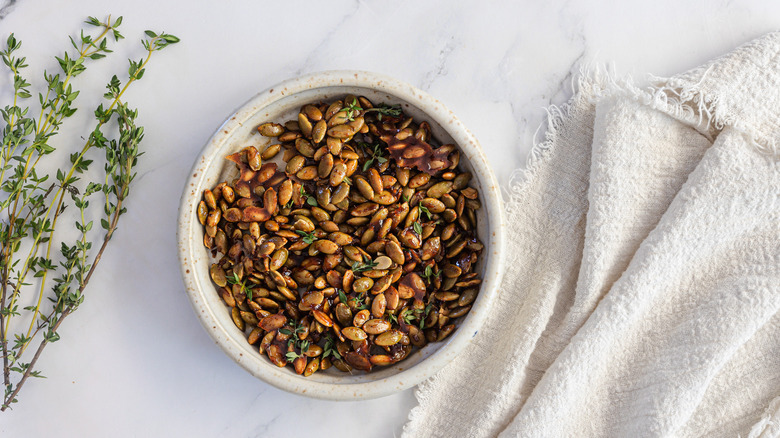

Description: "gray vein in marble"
0 0 17 20
549 45 586 106
420 36 457 91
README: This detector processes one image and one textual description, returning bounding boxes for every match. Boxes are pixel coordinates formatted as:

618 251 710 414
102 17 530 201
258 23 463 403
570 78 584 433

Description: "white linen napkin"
404 32 780 438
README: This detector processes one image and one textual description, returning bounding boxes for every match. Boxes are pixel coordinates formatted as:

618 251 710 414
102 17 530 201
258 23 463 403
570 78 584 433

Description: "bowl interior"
179 73 504 399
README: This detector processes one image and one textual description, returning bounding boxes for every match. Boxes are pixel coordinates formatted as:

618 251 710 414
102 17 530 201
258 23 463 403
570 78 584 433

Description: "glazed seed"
207 209 221 227
231 307 245 330
370 355 393 366
335 303 353 326
435 292 460 301
408 172 430 188
371 293 386 317
304 357 320 377
197 201 208 225
210 265 227 287
350 202 380 217
355 177 375 200
353 309 370 327
363 319 390 335
293 356 307 374
305 345 324 358
370 275 392 295
421 237 441 261
258 123 284 137
312 120 327 144
204 189 217 209
449 306 471 318
375 329 402 346
315 185 331 207
384 289 400 310
302 291 324 307
329 160 347 186
385 241 405 265
261 143 281 160
313 239 339 254
270 248 288 271
398 228 421 249
367 168 383 193
421 198 446 213
327 136 343 155
373 255 392 270
458 288 478 306
396 167 410 186
438 324 455 341
240 311 259 326
318 153 334 178
426 181 453 198
329 110 351 127
312 310 333 327
295 138 315 157
298 113 313 138
352 277 374 293
286 155 306 174
342 326 367 341
246 147 262 171
296 166 318 180
247 327 263 345
325 100 343 119
329 232 353 246
327 124 357 139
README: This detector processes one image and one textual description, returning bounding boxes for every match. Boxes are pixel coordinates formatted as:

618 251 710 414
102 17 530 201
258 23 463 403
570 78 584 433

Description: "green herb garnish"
298 186 318 207
357 141 388 171
364 103 403 120
354 292 368 310
343 97 362 121
413 221 423 235
418 202 432 220
295 230 316 244
422 265 441 283
323 335 341 360
351 255 378 273
337 289 349 305
227 272 254 301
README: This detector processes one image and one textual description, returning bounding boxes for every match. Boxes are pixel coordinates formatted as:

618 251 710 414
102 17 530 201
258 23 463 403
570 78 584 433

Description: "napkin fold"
404 32 780 438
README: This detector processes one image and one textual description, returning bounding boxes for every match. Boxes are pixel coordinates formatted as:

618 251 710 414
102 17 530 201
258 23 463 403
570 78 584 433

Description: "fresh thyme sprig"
295 230 316 245
342 97 402 122
280 322 309 362
343 97 361 121
351 255 378 273
322 335 341 360
365 103 403 120
226 272 254 301
0 16 178 410
418 202 432 221
299 186 317 207
357 141 388 171
422 265 441 283
353 292 368 311
413 221 423 236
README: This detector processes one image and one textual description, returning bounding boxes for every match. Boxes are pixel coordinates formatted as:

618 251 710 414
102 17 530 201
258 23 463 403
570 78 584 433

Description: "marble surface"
0 0 777 436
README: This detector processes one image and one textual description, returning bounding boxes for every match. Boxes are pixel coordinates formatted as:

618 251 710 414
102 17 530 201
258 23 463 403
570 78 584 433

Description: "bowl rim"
177 70 506 400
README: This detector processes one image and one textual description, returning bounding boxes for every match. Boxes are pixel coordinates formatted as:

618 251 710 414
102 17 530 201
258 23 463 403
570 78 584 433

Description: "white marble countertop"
0 0 777 436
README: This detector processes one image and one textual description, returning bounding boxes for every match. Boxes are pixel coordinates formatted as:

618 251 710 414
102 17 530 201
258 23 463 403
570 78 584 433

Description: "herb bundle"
0 15 178 410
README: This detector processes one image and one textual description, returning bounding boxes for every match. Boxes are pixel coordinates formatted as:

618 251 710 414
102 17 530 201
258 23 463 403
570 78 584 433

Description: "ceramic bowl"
177 71 506 400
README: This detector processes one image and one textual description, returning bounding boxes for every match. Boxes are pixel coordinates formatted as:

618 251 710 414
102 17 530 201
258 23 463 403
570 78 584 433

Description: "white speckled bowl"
177 71 505 400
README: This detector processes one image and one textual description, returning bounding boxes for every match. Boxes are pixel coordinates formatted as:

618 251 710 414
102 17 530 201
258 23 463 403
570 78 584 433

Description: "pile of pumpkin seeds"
199 95 484 375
